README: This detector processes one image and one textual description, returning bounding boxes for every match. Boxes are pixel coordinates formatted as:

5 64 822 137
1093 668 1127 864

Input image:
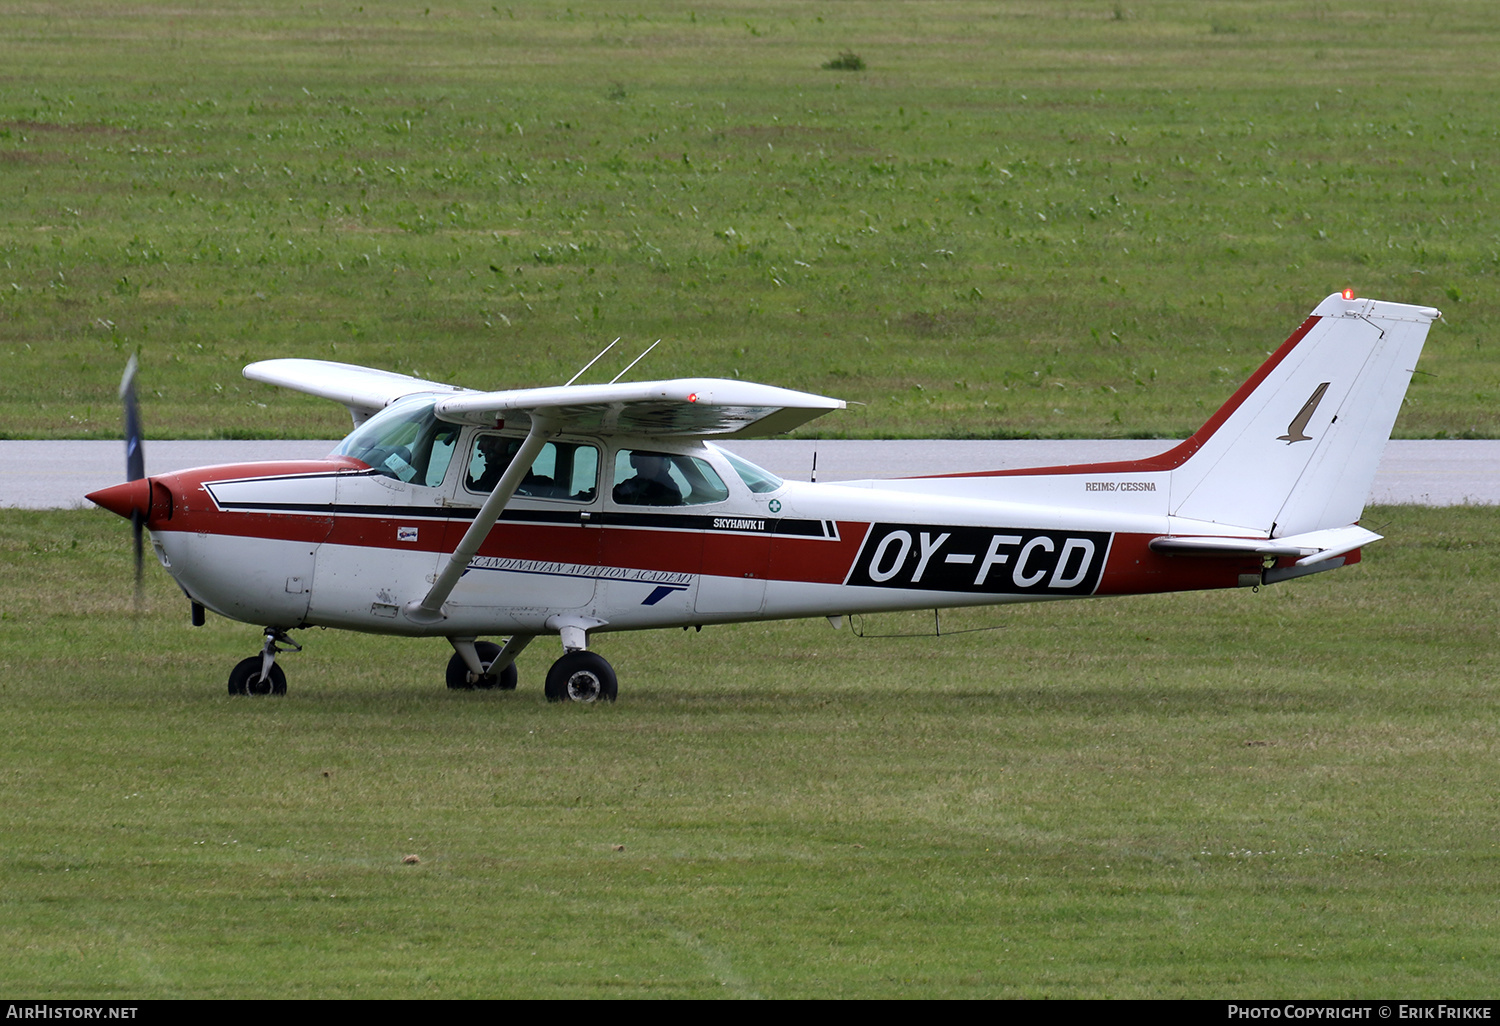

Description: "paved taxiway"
5 439 1497 509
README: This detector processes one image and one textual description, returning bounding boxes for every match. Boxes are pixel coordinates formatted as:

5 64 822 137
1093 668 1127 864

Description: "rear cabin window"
465 435 599 503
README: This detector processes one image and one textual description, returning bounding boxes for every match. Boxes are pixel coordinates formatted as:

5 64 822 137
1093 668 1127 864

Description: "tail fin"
1168 293 1439 535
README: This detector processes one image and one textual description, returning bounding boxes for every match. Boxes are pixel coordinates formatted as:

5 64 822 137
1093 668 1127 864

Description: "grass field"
4 0 1497 1001
1 505 1496 998
2 0 1497 440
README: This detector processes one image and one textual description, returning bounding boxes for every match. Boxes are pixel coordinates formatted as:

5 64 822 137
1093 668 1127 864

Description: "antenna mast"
562 338 620 387
609 340 661 383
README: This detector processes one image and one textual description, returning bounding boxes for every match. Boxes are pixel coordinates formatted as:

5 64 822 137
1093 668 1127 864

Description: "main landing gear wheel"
544 651 617 704
228 656 287 696
446 641 518 691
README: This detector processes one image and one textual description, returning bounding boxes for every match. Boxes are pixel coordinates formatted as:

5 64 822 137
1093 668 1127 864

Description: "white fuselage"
145 433 1264 640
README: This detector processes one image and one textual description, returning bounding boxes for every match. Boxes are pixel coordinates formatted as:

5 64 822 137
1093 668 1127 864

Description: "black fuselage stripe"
209 501 833 536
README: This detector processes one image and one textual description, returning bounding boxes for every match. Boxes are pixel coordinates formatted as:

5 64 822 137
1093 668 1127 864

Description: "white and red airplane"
88 292 1438 702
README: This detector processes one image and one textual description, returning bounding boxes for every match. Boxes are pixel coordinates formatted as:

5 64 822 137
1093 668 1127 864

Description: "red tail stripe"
918 314 1323 479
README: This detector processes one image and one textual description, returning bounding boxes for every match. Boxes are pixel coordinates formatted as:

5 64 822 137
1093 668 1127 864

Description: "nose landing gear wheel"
544 651 617 703
445 641 518 691
228 656 287 696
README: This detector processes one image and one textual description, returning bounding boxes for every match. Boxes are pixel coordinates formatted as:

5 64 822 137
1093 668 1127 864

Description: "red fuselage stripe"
147 459 874 586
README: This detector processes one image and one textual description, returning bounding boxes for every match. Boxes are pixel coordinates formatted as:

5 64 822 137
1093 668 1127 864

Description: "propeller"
120 356 146 601
85 356 159 610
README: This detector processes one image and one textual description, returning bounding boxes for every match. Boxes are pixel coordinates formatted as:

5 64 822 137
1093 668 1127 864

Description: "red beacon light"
1342 288 1356 300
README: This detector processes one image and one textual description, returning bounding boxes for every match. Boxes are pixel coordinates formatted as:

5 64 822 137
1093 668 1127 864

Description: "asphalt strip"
3 439 1498 509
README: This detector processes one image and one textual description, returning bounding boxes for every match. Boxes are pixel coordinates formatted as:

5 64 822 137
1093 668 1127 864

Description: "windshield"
716 447 784 494
330 397 460 487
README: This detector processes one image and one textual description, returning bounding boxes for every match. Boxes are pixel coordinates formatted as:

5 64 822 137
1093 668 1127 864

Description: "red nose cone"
87 478 151 520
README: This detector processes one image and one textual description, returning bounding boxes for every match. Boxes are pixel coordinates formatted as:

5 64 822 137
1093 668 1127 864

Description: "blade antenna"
562 338 620 387
608 340 661 384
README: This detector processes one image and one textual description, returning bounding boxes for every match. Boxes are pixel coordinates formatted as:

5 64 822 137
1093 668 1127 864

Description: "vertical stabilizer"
1168 293 1438 535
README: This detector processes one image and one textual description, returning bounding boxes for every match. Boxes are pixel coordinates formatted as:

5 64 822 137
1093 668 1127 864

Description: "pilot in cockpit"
468 435 510 492
612 451 682 506
468 435 550 496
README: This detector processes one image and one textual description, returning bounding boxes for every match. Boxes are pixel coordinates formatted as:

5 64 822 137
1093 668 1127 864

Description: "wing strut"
403 418 555 625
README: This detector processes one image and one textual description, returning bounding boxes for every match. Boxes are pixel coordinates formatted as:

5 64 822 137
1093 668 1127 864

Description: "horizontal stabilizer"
1149 524 1381 565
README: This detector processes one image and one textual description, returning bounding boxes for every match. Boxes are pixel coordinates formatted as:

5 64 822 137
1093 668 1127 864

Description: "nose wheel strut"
228 628 300 696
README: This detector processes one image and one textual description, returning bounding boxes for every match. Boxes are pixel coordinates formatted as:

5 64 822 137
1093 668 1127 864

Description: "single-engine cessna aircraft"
89 292 1438 702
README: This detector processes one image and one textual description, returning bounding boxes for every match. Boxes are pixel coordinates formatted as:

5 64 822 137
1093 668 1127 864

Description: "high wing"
244 359 471 426
433 378 845 437
245 359 846 438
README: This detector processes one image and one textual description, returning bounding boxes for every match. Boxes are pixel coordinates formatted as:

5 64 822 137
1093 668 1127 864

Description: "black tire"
445 641 518 691
228 655 287 696
543 650 617 704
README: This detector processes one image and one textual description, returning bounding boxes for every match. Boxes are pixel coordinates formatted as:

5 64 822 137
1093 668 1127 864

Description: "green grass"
2 505 1497 997
1 1 1497 440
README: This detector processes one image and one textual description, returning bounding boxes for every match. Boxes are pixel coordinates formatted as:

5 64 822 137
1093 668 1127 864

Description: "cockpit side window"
612 449 730 507
330 398 460 488
465 435 600 503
